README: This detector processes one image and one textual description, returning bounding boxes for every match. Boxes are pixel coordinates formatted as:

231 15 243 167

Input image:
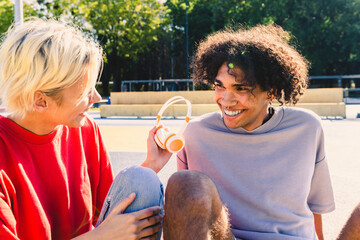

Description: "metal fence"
99 74 360 103
120 79 195 92
308 74 360 88
307 75 360 104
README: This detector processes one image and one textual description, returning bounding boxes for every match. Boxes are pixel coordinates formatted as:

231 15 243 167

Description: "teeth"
224 109 243 116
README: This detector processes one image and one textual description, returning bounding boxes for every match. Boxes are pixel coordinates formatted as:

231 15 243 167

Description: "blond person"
0 18 167 240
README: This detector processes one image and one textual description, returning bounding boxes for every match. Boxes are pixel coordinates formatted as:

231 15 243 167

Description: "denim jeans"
96 165 164 239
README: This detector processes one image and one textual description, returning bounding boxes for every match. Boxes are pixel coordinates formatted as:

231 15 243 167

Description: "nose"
220 91 237 106
90 89 102 104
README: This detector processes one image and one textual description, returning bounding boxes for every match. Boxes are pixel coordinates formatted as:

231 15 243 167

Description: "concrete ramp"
101 88 346 118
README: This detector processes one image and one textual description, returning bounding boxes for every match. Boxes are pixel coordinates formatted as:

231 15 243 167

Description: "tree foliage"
85 0 168 60
0 0 14 34
1 0 359 94
83 0 170 93
0 0 170 94
272 0 360 75
167 0 360 76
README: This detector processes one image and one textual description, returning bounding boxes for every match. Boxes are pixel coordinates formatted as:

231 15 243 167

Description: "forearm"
337 203 360 240
313 213 324 240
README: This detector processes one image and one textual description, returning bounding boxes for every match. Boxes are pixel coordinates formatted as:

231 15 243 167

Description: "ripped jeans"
96 165 164 239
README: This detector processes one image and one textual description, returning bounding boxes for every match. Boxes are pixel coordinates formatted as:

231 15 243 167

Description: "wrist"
141 158 159 173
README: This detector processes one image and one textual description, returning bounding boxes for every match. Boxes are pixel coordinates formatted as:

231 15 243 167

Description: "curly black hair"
192 25 310 105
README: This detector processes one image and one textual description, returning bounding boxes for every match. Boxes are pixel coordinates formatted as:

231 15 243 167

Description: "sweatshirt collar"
0 115 63 144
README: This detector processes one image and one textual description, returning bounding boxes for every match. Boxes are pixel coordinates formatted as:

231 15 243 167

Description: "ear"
33 91 48 112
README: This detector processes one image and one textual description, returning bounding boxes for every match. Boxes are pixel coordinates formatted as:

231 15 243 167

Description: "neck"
9 112 58 135
262 106 274 125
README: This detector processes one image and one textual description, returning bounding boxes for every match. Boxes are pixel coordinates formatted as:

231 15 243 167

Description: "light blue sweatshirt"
177 106 335 240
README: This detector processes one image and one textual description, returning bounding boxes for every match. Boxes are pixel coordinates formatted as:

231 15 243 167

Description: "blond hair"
0 18 103 118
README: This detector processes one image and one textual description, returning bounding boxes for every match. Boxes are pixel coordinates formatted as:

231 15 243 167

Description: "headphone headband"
156 96 191 135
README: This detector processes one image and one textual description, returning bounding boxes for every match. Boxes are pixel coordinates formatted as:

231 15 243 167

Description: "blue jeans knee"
96 165 164 226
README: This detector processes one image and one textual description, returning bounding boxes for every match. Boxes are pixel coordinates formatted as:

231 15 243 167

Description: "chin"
224 120 240 129
67 117 87 128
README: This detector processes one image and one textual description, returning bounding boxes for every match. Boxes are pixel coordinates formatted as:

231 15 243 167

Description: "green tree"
1 0 171 94
84 0 171 93
0 0 14 34
167 0 360 77
166 0 277 79
271 0 360 75
0 0 41 35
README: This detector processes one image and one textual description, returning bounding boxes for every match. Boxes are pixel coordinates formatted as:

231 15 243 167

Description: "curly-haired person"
158 25 335 240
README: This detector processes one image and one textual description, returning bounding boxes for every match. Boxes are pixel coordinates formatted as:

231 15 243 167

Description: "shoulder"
281 106 323 129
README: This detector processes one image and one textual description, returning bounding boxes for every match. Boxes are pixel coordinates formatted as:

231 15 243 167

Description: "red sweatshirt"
0 115 113 240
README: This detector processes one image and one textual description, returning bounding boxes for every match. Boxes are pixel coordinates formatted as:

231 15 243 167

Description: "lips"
83 105 92 114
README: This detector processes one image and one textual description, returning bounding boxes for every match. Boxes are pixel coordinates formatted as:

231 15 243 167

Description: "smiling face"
45 74 101 128
214 63 271 130
8 73 102 135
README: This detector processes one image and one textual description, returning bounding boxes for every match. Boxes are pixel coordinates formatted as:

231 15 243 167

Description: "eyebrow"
215 79 251 87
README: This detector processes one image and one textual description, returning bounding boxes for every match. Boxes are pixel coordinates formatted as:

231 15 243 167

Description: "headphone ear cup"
165 135 185 153
155 128 185 153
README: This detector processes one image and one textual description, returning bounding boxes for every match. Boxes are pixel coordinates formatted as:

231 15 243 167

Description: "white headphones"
154 96 192 153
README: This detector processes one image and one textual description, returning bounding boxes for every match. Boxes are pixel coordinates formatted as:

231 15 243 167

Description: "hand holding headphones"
154 96 191 153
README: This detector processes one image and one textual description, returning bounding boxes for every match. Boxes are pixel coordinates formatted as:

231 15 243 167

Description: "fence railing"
98 74 360 103
308 74 360 88
120 79 195 92
101 74 360 91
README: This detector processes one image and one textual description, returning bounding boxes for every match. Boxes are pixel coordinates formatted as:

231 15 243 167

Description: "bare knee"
164 171 233 240
165 170 228 223
337 202 360 240
355 202 360 212
166 170 218 210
